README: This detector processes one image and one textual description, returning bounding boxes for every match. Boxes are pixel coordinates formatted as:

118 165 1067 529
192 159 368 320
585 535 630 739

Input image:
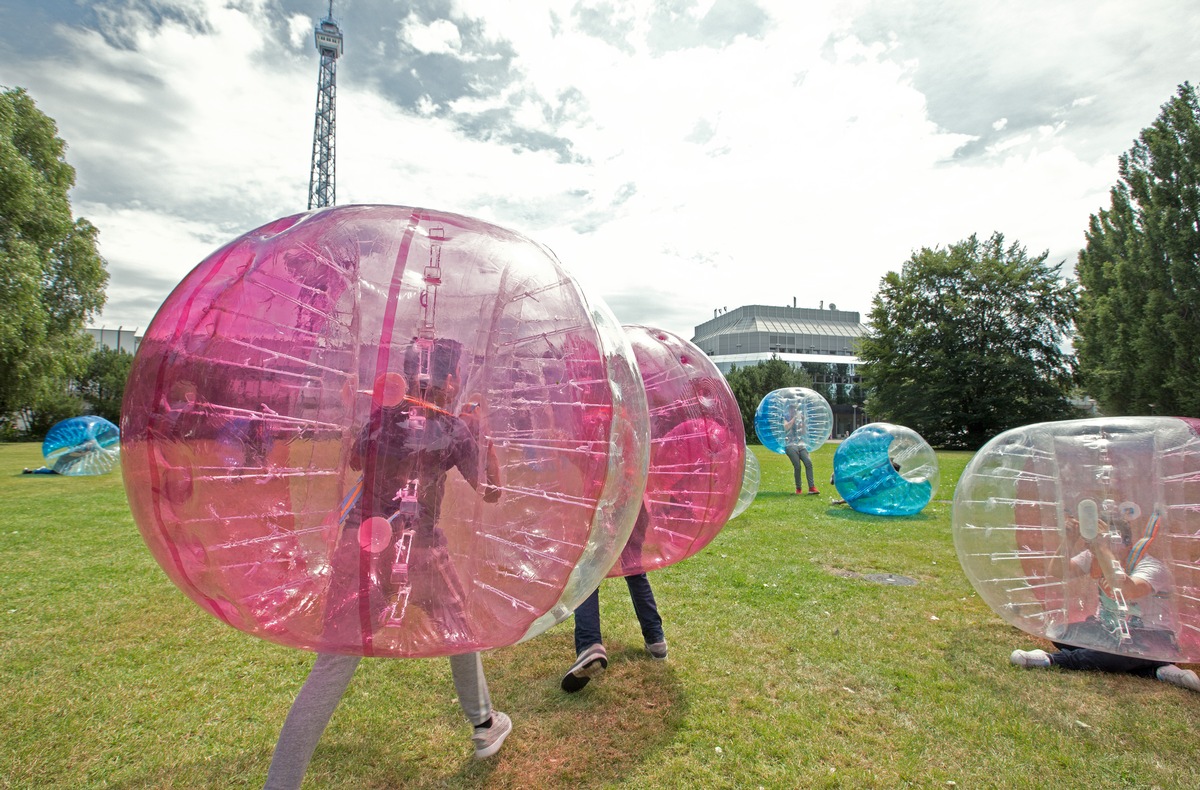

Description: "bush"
20 392 88 440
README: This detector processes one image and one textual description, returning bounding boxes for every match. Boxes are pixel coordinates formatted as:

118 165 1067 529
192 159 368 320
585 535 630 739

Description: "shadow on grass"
822 506 937 524
754 490 815 500
191 633 686 789
497 638 690 789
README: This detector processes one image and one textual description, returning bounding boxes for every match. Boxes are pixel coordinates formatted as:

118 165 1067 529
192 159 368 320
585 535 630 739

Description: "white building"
86 326 141 354
691 303 866 374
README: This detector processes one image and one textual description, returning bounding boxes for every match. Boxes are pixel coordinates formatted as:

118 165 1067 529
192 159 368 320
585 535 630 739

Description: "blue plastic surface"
753 387 833 455
832 423 937 516
42 415 121 476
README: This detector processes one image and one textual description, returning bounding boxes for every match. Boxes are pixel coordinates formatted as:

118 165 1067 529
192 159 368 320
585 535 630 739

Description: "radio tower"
307 1 343 210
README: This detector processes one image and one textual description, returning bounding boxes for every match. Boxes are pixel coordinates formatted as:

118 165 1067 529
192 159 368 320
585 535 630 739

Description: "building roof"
716 352 860 367
692 304 865 344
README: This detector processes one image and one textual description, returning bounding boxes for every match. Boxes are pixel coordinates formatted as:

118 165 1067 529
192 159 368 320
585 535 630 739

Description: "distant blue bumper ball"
43 415 121 476
754 387 833 454
833 423 938 516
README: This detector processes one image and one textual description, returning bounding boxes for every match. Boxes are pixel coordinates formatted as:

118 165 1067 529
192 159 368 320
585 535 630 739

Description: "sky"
2 0 1198 342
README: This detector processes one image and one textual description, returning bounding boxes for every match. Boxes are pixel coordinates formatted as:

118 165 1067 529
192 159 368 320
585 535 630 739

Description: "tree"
0 87 108 435
799 361 861 406
858 233 1078 449
724 356 813 442
78 347 134 425
1075 83 1200 416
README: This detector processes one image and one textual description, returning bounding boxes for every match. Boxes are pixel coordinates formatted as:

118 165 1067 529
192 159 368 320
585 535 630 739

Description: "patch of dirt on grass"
826 566 919 586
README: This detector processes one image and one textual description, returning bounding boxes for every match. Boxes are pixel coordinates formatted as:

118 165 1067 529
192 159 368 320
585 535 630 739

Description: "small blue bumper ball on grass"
833 423 938 516
42 415 121 476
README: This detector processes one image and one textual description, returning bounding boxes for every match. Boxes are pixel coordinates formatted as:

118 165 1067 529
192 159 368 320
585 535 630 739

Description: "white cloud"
287 14 311 49
401 15 462 55
3 0 1196 340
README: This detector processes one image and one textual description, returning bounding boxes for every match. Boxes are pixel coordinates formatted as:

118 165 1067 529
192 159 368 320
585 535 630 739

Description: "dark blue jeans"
1048 619 1177 676
1049 644 1166 677
573 573 664 654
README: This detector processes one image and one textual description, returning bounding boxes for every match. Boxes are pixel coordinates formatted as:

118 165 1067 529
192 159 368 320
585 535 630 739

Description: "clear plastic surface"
832 423 938 516
731 450 761 520
753 387 833 455
609 326 745 576
42 415 121 476
952 417 1200 662
121 205 649 658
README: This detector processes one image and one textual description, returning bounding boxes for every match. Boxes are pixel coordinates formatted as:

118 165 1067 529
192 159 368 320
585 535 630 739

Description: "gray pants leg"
264 652 491 789
785 445 814 489
265 653 361 790
449 652 492 726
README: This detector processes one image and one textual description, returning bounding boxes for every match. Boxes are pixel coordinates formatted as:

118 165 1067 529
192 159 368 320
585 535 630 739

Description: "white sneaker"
1010 649 1051 668
472 711 512 759
1156 665 1200 692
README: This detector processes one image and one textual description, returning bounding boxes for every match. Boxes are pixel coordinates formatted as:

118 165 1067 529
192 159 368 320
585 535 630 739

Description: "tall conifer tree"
1076 83 1200 415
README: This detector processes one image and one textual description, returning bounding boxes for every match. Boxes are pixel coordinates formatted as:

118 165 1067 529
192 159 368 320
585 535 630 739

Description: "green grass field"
2 442 1197 789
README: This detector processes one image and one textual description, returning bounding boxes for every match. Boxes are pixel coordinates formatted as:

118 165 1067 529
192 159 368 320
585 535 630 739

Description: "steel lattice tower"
307 2 343 210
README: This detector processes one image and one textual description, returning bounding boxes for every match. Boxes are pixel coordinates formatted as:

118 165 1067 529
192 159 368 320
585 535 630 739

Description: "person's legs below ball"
785 446 805 493
449 652 512 758
265 653 362 790
624 573 666 660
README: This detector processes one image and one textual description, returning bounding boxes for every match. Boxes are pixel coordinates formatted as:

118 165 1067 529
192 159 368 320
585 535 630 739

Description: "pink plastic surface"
121 205 649 658
609 326 746 577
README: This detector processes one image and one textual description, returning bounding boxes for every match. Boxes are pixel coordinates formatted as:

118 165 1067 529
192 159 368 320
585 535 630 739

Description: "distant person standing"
784 400 817 495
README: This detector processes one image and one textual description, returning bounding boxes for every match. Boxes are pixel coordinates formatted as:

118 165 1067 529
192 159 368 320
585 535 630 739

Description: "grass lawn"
2 441 1197 789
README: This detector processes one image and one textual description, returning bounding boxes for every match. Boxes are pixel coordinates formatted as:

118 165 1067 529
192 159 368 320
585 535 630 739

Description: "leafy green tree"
1075 83 1200 416
858 233 1078 449
78 347 133 425
724 356 813 442
798 361 862 406
0 86 107 435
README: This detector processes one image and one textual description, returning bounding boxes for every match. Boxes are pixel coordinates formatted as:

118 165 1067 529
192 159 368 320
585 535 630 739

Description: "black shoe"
561 643 608 693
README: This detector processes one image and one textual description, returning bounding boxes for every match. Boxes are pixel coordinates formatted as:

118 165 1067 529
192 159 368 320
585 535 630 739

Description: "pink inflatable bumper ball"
121 205 649 658
609 325 746 577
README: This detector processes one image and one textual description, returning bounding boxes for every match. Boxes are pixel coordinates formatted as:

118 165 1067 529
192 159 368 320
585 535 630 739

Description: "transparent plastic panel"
832 423 938 516
731 450 761 520
42 415 121 476
753 387 833 455
606 326 745 577
952 417 1200 662
121 205 648 658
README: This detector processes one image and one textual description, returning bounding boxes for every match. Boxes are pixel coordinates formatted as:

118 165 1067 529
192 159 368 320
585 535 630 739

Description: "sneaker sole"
561 657 607 693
